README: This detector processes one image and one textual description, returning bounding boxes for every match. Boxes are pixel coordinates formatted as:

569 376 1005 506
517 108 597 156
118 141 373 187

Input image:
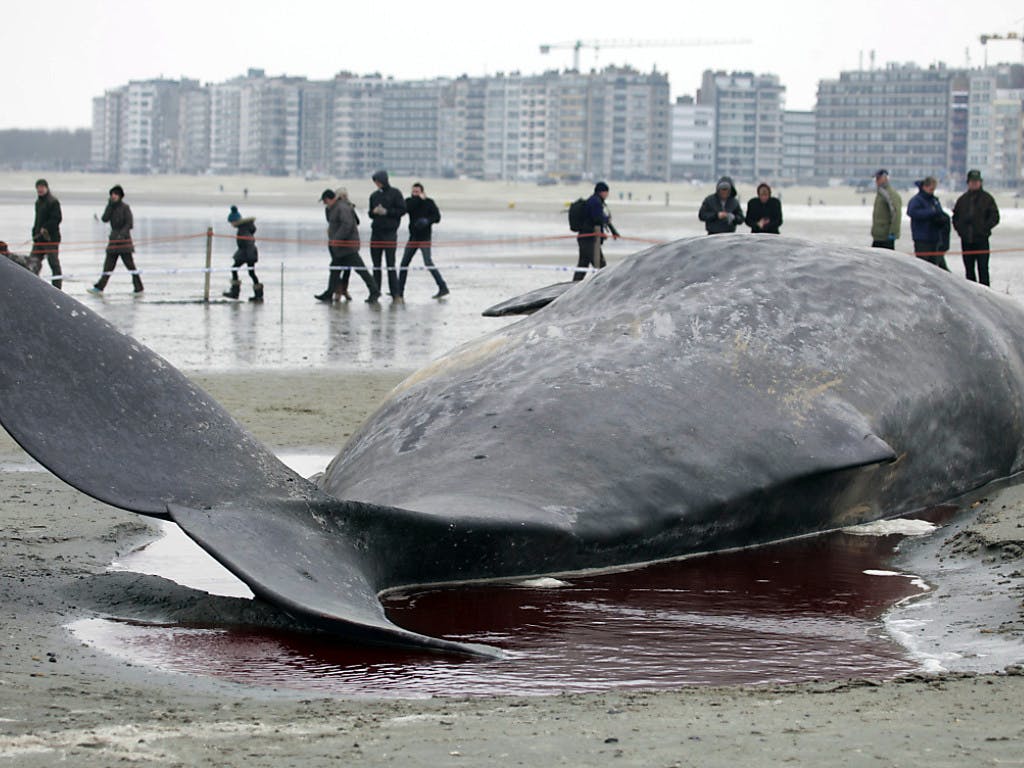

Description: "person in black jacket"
573 181 620 281
367 170 406 300
745 183 783 234
222 206 262 302
88 185 143 294
31 179 63 289
906 176 950 271
698 177 744 234
396 183 448 299
952 169 1000 286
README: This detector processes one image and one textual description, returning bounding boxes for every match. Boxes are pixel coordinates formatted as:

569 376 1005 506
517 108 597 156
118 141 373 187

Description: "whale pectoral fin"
482 281 577 317
167 501 501 658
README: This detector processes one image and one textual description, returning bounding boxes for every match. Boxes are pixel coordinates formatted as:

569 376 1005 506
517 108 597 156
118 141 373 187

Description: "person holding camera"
396 182 448 299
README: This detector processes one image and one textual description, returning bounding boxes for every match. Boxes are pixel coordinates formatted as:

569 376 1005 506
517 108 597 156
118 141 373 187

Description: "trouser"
328 247 378 297
370 234 400 297
95 250 144 291
231 250 259 285
913 242 949 272
31 240 61 289
871 240 895 250
397 241 448 296
573 235 603 281
961 239 991 286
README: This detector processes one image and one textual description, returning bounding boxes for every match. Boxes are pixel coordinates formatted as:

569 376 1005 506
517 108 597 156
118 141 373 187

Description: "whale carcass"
1 235 1023 655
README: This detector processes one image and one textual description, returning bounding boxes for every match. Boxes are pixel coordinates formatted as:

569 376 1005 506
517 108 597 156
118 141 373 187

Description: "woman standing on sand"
88 185 143 294
745 183 783 234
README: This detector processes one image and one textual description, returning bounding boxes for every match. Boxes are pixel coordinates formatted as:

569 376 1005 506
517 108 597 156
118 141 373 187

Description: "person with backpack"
571 181 619 282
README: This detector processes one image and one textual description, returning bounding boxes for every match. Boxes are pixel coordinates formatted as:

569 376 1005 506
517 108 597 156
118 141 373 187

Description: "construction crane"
539 38 751 72
979 31 1023 66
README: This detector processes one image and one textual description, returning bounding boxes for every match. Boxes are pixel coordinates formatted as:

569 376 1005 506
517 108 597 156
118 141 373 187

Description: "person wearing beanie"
573 181 620 281
952 170 1000 286
222 206 262 302
367 170 406 299
88 185 143 294
698 177 744 235
317 188 380 303
30 179 63 289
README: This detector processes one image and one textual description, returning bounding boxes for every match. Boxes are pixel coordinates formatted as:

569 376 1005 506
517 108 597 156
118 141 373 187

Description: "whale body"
2 235 1023 655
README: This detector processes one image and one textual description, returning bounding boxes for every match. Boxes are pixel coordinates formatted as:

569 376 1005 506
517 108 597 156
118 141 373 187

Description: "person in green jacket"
870 169 901 249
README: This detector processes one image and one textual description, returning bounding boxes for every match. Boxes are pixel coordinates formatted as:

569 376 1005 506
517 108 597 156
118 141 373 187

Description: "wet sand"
2 369 1024 766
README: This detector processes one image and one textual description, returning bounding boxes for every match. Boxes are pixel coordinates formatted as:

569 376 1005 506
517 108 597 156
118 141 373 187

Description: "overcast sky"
3 0 1022 131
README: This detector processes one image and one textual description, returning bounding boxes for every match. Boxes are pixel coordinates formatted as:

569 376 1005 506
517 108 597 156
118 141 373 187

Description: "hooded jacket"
368 171 406 235
698 177 744 234
906 183 949 246
952 187 1000 243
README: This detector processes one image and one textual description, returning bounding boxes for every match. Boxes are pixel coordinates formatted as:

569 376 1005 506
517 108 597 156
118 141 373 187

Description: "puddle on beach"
72 461 957 696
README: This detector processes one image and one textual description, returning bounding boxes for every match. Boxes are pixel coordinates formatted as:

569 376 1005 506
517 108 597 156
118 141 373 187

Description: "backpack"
568 198 588 232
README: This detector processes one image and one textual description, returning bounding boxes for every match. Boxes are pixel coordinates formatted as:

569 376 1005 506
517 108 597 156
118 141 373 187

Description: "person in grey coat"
699 177 744 234
316 188 380 303
88 185 143 294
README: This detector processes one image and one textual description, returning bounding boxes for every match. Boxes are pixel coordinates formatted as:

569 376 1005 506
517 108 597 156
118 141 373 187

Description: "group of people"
698 177 784 236
313 171 450 304
25 179 143 294
872 168 1001 285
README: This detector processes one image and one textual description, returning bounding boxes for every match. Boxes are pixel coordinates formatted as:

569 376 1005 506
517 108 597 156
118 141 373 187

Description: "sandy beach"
2 368 1024 767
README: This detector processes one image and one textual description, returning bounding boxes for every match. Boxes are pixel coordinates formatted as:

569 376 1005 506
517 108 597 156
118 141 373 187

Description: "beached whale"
2 235 1024 656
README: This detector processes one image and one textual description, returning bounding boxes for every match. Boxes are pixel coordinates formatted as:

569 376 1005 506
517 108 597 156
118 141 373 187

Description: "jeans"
397 241 448 296
328 246 378 297
369 232 400 297
573 235 603 281
95 250 143 291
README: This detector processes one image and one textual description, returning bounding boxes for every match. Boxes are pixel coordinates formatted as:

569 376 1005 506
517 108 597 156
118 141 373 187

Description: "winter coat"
233 218 258 261
405 195 441 240
326 199 360 256
368 171 406 235
698 177 744 234
578 194 620 240
952 188 1000 243
745 196 783 234
906 185 949 247
32 192 62 243
101 200 134 254
871 183 902 241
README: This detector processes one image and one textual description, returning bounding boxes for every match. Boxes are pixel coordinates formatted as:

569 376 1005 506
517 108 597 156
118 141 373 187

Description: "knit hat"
228 205 241 222
319 189 336 202
109 185 125 198
966 169 983 182
594 181 609 194
35 179 48 189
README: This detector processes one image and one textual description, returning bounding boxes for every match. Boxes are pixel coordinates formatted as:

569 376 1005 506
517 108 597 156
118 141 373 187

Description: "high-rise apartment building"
699 70 785 182
967 64 1024 188
815 63 959 184
781 110 816 184
670 95 715 181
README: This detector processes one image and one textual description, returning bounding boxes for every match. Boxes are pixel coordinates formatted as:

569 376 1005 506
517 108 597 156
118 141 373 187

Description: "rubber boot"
248 283 264 303
223 280 241 299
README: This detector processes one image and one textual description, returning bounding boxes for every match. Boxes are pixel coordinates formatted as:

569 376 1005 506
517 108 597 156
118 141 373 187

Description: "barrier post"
203 227 213 302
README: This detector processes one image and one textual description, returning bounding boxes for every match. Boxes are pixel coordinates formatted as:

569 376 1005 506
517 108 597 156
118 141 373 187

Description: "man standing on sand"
396 182 449 299
952 169 1000 286
573 181 620 281
31 179 62 289
367 170 406 300
871 169 901 249
317 188 379 304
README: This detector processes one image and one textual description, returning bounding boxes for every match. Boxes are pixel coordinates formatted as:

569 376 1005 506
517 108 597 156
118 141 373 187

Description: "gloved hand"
888 233 897 241
372 205 387 216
